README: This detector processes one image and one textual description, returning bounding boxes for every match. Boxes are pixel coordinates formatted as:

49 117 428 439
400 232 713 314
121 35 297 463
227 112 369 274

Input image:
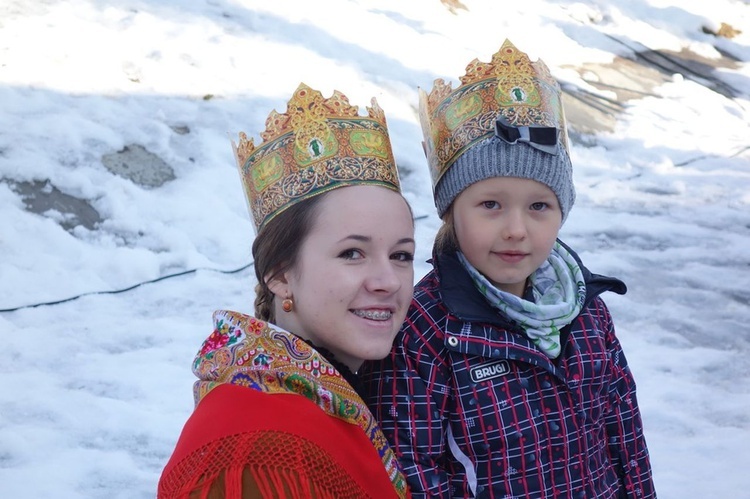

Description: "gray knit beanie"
434 135 575 223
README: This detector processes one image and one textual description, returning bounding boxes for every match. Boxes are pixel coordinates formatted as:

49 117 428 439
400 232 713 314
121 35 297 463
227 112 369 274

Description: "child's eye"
391 251 414 262
338 249 364 260
530 202 548 211
482 200 500 209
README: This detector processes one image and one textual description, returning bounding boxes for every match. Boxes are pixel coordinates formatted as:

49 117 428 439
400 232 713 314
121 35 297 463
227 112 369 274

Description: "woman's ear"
265 271 289 299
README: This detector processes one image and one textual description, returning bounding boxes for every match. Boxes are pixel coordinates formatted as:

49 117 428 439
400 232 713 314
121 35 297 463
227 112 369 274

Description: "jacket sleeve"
362 298 456 498
598 298 657 498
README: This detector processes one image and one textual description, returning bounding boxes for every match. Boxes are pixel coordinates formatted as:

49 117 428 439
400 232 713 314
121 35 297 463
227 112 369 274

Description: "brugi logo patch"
470 360 511 383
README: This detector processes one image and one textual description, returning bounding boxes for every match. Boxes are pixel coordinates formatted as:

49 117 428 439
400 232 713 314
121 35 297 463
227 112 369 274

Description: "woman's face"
270 185 415 372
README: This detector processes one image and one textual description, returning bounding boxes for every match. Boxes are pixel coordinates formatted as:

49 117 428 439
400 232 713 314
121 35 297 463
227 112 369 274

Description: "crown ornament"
233 83 401 232
419 39 569 190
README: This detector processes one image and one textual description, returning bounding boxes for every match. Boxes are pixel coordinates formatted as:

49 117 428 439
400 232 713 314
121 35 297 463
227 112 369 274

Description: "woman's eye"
339 249 364 260
391 251 415 262
530 202 548 211
482 201 499 209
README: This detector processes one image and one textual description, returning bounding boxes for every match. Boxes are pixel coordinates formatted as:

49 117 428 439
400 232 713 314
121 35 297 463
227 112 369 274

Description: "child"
159 84 414 498
361 40 656 498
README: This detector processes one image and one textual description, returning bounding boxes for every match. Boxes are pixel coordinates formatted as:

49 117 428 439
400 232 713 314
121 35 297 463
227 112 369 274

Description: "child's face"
452 176 562 297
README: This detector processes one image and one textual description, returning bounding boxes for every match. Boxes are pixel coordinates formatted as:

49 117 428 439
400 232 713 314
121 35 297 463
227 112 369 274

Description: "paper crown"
233 83 401 232
419 39 569 190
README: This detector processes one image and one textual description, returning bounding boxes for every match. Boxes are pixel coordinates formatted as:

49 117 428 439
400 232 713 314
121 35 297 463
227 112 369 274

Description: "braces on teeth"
353 310 392 320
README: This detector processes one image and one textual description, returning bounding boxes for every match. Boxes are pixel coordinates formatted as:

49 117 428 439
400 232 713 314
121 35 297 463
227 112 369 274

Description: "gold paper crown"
419 39 569 189
233 83 401 232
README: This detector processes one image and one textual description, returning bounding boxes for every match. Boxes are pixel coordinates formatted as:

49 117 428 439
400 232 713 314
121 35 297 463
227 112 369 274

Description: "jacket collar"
434 239 626 327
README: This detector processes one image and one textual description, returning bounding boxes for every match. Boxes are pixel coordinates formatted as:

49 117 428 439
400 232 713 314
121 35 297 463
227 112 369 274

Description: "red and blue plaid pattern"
361 250 656 498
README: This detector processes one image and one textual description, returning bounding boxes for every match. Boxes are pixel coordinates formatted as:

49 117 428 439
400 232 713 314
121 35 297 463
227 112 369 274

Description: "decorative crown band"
233 83 401 232
419 39 569 190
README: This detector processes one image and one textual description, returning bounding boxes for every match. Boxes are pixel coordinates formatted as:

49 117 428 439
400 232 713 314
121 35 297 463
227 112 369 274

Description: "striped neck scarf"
458 241 586 358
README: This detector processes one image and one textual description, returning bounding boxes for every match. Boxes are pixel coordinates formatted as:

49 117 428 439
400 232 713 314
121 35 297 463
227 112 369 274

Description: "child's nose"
502 211 527 240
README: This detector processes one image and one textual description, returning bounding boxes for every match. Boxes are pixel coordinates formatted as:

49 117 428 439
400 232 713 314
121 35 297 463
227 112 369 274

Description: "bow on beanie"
494 115 558 155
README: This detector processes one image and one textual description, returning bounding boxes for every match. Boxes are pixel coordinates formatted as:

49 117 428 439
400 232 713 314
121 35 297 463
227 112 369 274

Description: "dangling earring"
282 296 294 313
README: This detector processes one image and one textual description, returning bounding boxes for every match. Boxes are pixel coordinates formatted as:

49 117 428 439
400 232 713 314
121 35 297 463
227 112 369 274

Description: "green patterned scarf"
457 241 586 358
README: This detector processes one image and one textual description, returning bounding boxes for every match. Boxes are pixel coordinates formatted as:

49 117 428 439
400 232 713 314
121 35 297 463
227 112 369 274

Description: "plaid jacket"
361 244 656 498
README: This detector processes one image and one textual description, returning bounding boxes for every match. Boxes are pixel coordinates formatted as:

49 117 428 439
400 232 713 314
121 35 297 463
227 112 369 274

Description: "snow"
1 0 749 497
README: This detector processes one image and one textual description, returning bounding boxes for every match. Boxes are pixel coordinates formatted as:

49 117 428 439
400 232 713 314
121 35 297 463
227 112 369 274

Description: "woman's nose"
365 259 401 293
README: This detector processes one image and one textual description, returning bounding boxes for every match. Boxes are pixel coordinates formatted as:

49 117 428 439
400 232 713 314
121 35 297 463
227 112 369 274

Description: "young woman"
362 40 656 498
158 84 414 499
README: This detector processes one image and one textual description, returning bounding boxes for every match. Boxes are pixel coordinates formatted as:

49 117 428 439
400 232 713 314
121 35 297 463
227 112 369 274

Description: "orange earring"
282 297 294 313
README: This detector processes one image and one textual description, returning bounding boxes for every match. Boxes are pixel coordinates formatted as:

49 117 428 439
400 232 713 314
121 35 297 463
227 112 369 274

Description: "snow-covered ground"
1 0 749 497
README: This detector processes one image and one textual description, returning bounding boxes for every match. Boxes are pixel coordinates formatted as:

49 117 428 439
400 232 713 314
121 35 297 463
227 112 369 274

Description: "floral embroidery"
190 310 408 498
247 317 266 335
253 352 271 368
198 319 243 357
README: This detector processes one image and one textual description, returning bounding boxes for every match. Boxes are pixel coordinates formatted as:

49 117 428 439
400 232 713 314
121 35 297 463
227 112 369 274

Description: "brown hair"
251 195 325 322
433 206 459 255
